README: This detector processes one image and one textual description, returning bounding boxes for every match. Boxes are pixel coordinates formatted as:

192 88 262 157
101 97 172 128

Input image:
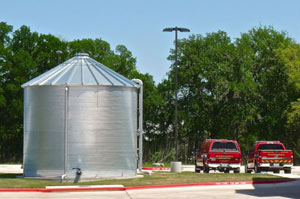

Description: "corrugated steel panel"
23 87 65 177
66 86 137 178
23 86 137 178
21 53 137 87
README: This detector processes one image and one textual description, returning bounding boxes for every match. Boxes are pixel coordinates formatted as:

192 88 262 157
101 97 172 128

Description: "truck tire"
284 168 291 174
254 164 261 173
273 170 280 174
234 168 240 173
224 170 230 173
204 164 210 173
195 161 200 173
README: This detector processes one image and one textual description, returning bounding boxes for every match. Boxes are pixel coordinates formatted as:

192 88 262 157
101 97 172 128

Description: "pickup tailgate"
208 152 241 163
258 150 293 163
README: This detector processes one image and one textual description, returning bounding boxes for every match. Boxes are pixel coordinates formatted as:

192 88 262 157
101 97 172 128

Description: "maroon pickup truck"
245 141 293 174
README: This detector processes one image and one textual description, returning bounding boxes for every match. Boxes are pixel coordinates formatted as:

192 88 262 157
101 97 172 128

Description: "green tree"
276 43 300 164
0 25 67 162
160 27 297 162
236 27 294 146
68 39 138 78
68 38 113 62
0 22 14 161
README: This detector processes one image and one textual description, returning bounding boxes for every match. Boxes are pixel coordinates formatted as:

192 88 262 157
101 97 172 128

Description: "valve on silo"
72 168 82 183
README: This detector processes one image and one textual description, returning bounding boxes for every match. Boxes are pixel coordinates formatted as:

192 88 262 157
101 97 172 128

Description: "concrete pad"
45 185 124 189
127 180 300 199
0 165 22 173
127 185 255 199
0 191 131 199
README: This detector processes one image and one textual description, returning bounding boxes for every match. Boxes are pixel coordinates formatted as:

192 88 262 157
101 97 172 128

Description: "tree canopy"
150 27 300 163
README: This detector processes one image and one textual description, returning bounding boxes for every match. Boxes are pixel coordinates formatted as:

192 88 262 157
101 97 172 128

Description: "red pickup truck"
245 141 293 174
195 139 242 173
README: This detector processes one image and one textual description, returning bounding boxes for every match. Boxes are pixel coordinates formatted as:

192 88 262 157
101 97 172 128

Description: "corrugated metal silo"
22 53 139 179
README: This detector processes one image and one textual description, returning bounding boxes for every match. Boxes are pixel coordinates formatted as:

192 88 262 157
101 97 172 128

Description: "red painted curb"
0 180 294 192
142 167 170 171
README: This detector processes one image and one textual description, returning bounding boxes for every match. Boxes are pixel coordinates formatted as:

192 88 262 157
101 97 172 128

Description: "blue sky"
1 0 300 84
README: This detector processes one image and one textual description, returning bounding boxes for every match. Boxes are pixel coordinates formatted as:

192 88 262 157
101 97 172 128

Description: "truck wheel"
284 168 291 174
273 170 280 174
204 165 210 173
224 170 230 173
195 160 200 173
254 164 260 173
234 168 240 173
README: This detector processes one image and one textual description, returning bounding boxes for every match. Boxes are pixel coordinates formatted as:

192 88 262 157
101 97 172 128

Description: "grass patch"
142 162 194 167
0 172 292 188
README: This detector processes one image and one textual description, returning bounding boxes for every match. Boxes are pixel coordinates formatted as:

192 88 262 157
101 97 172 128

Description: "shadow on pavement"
236 177 300 199
0 173 19 178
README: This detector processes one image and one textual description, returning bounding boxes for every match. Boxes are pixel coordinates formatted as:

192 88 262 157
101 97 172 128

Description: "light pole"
163 27 190 161
56 50 62 64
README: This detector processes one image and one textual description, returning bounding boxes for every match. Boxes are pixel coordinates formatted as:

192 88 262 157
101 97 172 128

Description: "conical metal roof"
22 53 137 87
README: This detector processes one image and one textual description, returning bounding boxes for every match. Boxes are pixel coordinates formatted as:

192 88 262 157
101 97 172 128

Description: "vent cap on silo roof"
75 53 89 57
22 52 138 87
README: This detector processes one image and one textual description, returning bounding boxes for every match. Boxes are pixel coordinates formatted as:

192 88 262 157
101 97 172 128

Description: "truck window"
257 144 284 150
210 142 238 151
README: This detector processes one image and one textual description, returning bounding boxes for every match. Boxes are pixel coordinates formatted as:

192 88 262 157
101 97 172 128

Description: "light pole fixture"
56 50 62 64
163 27 190 161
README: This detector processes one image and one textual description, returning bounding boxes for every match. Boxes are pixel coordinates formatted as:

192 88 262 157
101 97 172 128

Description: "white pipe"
132 79 143 172
60 174 67 183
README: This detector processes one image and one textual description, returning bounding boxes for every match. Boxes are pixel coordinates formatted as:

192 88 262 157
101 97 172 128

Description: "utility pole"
163 27 190 161
56 50 62 64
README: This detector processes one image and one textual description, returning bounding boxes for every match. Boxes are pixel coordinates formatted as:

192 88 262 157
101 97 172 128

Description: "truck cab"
195 139 242 173
245 141 293 174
